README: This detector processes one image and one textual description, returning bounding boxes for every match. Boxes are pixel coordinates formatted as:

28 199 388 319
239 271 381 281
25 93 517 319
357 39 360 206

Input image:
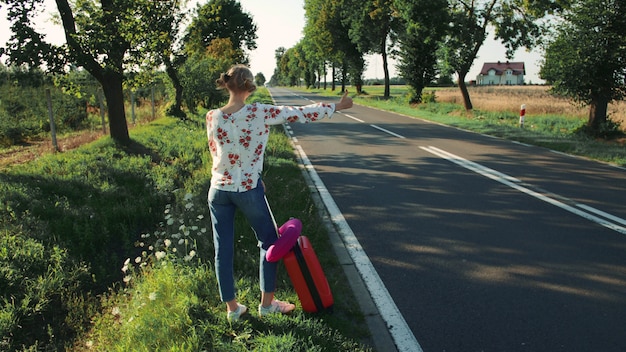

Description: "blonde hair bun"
217 64 257 93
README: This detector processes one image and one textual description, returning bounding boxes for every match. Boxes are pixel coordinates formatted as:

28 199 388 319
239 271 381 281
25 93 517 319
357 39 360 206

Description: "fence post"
45 88 59 152
151 85 156 120
131 90 136 124
98 89 107 134
519 104 526 128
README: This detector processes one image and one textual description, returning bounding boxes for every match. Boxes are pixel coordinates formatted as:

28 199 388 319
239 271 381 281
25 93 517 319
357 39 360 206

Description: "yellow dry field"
433 85 626 129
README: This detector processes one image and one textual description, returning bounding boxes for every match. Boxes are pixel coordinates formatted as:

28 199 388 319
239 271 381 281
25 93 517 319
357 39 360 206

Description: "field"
432 85 626 126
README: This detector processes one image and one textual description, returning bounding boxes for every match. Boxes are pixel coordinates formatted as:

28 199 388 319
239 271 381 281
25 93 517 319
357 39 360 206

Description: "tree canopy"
540 0 626 133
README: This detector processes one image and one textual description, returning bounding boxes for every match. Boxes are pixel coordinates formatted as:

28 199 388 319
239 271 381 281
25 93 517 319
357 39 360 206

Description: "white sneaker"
258 299 296 317
227 303 247 322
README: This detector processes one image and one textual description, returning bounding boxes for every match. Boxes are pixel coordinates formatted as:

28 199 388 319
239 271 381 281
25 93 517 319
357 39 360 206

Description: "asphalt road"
268 87 626 352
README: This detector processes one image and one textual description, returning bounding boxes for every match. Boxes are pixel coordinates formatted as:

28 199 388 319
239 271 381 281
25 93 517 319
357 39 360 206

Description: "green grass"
0 87 371 351
297 85 626 167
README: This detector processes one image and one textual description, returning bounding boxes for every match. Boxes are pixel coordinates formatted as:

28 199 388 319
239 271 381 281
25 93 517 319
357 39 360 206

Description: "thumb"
342 90 349 99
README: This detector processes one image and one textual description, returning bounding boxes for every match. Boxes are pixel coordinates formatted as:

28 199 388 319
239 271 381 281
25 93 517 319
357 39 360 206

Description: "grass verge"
1 88 372 351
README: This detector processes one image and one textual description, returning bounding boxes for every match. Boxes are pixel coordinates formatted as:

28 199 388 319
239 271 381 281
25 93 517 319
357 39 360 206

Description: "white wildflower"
134 256 142 264
111 306 121 316
148 292 157 301
155 251 166 260
164 239 172 247
184 250 196 261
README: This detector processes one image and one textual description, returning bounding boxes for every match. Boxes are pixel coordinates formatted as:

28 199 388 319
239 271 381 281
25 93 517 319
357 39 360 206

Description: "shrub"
0 223 92 351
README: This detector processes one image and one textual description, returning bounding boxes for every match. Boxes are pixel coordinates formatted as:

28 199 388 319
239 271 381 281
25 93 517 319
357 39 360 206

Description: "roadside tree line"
1 0 624 143
273 0 625 135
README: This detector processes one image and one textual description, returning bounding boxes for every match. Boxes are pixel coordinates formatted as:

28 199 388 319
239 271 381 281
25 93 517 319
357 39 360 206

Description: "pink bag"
266 218 302 262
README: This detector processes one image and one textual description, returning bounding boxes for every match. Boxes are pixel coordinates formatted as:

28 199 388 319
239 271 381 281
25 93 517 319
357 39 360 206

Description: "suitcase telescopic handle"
264 195 279 235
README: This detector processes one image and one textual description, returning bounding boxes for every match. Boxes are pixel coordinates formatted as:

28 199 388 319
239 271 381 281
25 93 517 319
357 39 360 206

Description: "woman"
207 64 353 322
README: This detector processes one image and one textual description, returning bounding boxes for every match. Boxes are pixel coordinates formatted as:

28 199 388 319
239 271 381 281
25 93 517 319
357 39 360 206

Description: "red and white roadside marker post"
519 104 526 128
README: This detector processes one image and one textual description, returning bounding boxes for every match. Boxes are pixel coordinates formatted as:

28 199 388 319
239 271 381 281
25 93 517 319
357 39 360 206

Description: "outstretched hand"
336 90 353 111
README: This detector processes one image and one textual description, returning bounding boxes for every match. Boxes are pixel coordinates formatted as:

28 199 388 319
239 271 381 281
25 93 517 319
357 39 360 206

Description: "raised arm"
335 90 353 111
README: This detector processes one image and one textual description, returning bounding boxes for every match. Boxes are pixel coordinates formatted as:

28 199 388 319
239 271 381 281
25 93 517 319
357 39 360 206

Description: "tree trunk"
331 64 336 91
457 70 473 111
101 71 130 144
588 95 609 130
382 41 390 99
164 57 185 118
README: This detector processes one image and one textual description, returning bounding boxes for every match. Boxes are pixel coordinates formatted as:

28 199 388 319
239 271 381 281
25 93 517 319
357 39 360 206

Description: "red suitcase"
283 236 334 313
263 196 333 313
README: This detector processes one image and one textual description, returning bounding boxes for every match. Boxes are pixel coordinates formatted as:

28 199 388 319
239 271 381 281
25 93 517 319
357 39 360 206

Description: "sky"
1 0 544 83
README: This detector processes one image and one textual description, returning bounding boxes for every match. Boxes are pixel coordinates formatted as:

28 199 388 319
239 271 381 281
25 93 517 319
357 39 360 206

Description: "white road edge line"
421 146 626 235
294 143 423 352
269 88 422 351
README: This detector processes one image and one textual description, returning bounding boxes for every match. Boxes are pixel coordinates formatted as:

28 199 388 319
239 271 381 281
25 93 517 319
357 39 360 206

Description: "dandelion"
155 251 166 260
164 239 172 247
148 292 157 301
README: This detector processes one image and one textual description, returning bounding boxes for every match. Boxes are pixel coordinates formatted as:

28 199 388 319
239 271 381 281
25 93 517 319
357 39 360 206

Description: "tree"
344 0 399 97
184 0 257 61
540 0 626 134
135 0 189 119
255 72 266 87
180 38 239 113
438 0 543 110
395 0 449 103
0 0 155 144
303 0 365 92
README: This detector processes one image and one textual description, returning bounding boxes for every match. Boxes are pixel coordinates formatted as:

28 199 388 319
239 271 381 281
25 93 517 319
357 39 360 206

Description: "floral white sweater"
206 102 336 191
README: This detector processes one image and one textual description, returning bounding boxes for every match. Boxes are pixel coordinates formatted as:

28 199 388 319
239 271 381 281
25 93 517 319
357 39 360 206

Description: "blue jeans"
208 183 278 302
